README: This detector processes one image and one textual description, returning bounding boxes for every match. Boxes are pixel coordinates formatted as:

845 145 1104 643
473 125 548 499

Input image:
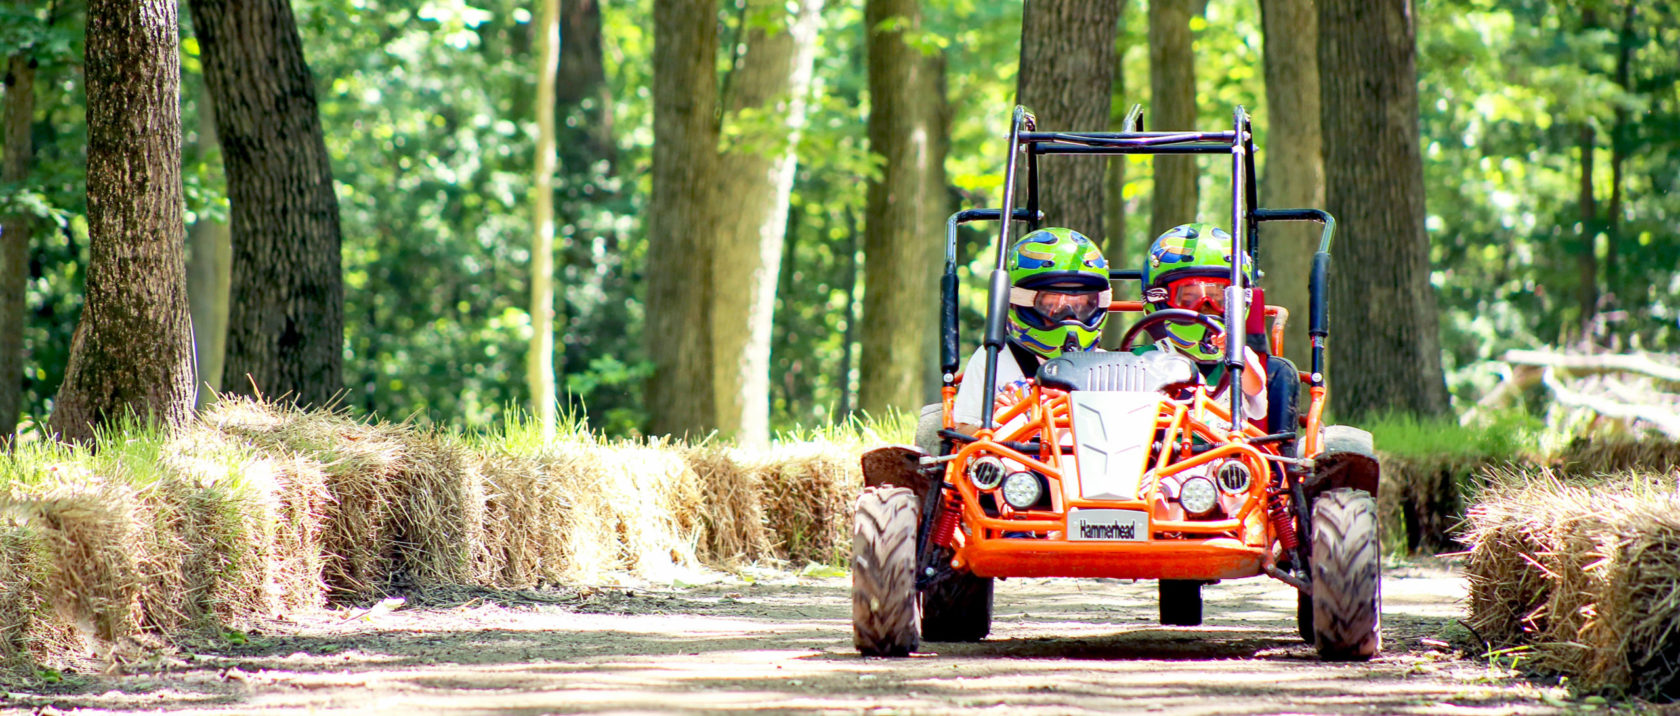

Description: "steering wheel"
1118 308 1226 353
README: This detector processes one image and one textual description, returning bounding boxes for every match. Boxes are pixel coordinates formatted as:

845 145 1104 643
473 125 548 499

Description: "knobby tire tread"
1310 487 1382 660
852 487 920 656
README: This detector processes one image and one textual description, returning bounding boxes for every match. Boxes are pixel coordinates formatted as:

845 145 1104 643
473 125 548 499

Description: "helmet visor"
1011 287 1110 330
1166 277 1229 314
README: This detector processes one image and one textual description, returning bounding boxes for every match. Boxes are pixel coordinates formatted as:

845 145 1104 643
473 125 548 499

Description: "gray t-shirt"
952 346 1037 427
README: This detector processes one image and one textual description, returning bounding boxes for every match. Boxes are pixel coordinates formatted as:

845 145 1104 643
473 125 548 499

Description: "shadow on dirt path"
11 558 1574 714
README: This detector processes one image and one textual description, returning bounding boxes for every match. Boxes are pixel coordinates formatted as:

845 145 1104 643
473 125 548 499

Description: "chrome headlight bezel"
969 456 1005 490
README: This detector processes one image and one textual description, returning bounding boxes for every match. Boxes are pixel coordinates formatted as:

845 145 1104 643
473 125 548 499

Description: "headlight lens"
1179 476 1218 516
1001 471 1044 509
969 456 1005 490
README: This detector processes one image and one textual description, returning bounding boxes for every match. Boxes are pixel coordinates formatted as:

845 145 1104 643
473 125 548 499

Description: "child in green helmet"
1140 223 1300 438
950 227 1110 434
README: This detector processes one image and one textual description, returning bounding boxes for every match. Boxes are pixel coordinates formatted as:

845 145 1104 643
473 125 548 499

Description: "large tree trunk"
1258 0 1323 365
645 0 719 438
1 49 35 441
711 0 824 446
1319 0 1449 419
1100 4 1130 350
1016 0 1121 245
50 0 195 442
922 49 951 402
528 0 560 438
189 0 344 407
858 0 936 417
1148 0 1198 239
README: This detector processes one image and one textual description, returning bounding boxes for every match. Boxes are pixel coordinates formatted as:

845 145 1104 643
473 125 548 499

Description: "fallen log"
1505 349 1680 385
1540 368 1680 438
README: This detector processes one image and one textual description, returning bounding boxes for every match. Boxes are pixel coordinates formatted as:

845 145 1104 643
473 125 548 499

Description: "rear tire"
1309 488 1381 660
851 487 920 656
1159 580 1203 626
921 571 993 642
1296 589 1314 644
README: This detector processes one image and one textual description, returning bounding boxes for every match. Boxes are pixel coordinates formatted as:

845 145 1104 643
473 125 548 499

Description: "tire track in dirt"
14 559 1571 714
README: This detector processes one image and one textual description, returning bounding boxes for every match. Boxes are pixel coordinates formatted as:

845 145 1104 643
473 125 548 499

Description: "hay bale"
384 428 488 589
11 471 147 649
757 441 861 565
1561 438 1680 476
1463 469 1680 697
686 445 772 565
477 450 571 587
0 512 80 676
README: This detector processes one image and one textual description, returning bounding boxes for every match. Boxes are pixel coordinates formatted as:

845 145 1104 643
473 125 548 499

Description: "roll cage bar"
943 105 1338 432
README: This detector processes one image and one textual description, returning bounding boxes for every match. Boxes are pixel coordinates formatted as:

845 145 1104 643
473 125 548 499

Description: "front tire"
921 571 993 642
1159 580 1203 626
852 487 920 656
1309 488 1381 660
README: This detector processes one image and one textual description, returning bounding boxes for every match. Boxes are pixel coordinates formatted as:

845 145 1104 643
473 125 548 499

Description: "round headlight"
1179 476 1218 516
969 456 1005 490
1000 471 1044 509
1216 461 1251 494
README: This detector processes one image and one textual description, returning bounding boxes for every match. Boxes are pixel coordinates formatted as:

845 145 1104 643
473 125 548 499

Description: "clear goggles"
1010 287 1111 329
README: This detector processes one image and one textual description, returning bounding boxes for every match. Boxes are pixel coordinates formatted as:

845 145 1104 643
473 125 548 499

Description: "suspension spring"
931 489 962 548
1269 492 1299 551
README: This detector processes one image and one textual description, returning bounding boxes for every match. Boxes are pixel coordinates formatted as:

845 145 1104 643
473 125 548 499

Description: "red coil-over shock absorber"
1269 492 1299 551
930 486 962 548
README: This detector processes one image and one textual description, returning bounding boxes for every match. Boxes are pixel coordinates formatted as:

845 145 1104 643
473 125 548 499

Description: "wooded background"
1 0 1676 444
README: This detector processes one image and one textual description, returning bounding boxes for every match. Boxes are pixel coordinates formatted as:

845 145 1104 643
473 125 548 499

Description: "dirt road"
16 558 1570 715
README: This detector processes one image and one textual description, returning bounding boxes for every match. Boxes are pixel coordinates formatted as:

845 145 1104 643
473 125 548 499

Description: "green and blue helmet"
1005 227 1112 359
1141 223 1252 361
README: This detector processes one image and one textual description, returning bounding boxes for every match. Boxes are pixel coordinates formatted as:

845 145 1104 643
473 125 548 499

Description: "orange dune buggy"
853 106 1383 661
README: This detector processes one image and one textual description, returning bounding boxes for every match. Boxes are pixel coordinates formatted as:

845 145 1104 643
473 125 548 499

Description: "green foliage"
1365 409 1545 463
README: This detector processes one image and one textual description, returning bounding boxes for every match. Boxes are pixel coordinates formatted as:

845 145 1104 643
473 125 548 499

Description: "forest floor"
13 556 1585 715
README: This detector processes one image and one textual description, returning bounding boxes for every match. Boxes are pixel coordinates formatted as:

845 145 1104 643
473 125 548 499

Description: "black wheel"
921 571 993 642
852 486 920 656
1159 579 1203 626
1296 589 1314 644
1309 487 1381 660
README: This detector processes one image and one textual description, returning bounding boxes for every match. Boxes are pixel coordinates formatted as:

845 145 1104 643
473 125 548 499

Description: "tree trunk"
557 0 615 169
50 0 195 442
1319 0 1449 419
1577 122 1598 337
1149 0 1198 239
1 50 35 442
188 0 344 407
1016 0 1121 245
1100 5 1130 350
1605 1 1636 318
858 0 936 417
645 0 719 438
922 49 950 402
711 0 824 446
186 82 231 410
529 0 560 438
1259 0 1323 365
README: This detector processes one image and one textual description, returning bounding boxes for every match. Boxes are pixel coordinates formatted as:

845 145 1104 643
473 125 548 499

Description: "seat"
1036 350 1199 393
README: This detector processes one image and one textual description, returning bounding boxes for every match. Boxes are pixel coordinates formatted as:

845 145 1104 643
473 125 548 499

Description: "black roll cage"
940 105 1337 431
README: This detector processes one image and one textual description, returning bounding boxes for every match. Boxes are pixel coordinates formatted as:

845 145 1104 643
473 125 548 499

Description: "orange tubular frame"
938 303 1326 584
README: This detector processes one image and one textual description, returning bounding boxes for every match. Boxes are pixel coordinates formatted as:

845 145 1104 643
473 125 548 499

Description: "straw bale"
12 472 146 647
0 513 79 675
1561 438 1680 476
757 441 861 565
686 445 773 565
1587 495 1680 698
586 441 704 580
477 450 571 587
384 428 489 589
